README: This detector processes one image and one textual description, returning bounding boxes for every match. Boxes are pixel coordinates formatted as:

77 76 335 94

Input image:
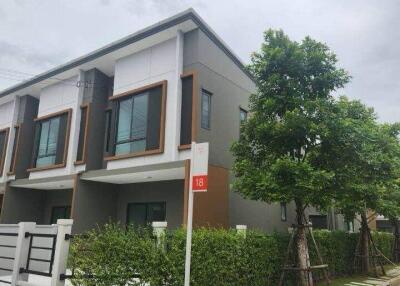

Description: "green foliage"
232 29 350 210
313 97 400 218
69 224 394 285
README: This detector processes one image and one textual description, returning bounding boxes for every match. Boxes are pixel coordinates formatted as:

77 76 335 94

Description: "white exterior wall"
107 36 190 171
0 99 19 185
29 75 84 180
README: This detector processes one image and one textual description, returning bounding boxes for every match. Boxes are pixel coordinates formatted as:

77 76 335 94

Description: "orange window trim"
104 80 167 162
74 103 91 165
28 108 72 172
179 70 198 150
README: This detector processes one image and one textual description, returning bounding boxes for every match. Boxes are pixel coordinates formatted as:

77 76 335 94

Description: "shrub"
68 224 394 285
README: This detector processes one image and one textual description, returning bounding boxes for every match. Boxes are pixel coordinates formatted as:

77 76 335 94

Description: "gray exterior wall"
71 179 184 233
183 29 298 232
15 95 39 179
82 69 112 170
183 29 255 168
72 178 118 233
117 180 184 229
0 187 71 224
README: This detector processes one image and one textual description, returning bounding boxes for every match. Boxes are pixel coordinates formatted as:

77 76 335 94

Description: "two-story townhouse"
0 9 340 233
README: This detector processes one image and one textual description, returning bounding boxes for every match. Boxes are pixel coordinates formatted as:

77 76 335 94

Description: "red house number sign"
192 175 208 191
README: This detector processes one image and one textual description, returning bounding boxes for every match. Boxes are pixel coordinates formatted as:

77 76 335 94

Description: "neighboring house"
0 9 339 233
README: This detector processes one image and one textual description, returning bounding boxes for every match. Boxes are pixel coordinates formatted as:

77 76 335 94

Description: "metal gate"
0 232 18 285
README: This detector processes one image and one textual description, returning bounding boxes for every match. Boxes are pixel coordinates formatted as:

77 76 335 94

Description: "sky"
0 0 399 122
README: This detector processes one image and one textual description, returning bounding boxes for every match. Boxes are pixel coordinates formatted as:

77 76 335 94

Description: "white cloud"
0 0 399 122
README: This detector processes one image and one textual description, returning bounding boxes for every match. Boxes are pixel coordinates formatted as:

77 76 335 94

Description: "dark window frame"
239 107 248 124
28 109 72 172
126 201 166 226
105 81 167 161
239 107 248 136
50 205 71 224
179 71 198 149
201 89 212 130
309 214 328 230
75 104 90 165
104 108 112 155
0 128 9 177
7 125 20 175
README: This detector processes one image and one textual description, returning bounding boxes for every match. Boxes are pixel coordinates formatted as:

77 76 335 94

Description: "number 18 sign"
190 142 209 192
185 142 209 286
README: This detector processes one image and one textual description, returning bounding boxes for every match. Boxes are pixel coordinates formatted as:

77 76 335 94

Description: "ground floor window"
126 202 166 227
50 206 71 224
280 202 287 221
345 219 355 232
309 214 328 229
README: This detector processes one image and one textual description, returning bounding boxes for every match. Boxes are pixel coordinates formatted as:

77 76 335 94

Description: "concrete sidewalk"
344 267 400 286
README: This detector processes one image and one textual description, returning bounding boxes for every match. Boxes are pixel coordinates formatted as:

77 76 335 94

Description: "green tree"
315 98 400 272
231 29 349 286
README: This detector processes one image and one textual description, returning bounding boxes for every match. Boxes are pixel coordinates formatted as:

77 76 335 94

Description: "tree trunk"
391 218 400 263
360 212 370 273
295 200 313 286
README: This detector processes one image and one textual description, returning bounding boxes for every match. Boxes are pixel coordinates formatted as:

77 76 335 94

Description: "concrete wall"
117 180 184 229
42 189 72 224
82 69 112 171
0 98 19 183
72 178 118 233
0 186 72 224
230 191 297 232
29 75 83 180
1 187 44 224
184 29 298 232
107 37 188 170
14 95 39 179
183 29 255 168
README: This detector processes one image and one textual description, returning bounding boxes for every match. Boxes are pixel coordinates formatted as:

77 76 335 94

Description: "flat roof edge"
0 8 253 98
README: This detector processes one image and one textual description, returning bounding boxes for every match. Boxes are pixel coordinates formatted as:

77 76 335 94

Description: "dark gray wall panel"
15 95 39 179
117 180 184 229
72 178 118 233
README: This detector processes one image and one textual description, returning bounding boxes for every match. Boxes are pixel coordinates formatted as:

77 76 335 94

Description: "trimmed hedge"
69 224 394 286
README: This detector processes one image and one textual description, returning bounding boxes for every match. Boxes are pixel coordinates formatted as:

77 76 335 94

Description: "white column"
50 219 73 286
68 70 85 173
236 225 247 238
172 30 184 160
152 221 167 250
4 97 20 175
11 222 36 286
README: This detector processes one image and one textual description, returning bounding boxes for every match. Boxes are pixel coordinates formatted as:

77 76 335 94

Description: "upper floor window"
108 81 166 159
31 110 71 169
201 89 212 130
180 74 194 146
0 128 9 176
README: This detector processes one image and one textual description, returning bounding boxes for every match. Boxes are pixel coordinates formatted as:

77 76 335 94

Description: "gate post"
236 225 247 238
50 219 73 286
152 221 167 250
11 222 36 286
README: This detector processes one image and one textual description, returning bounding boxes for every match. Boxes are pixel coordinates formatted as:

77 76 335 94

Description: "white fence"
0 220 73 286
